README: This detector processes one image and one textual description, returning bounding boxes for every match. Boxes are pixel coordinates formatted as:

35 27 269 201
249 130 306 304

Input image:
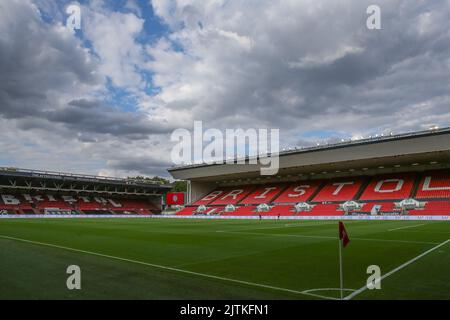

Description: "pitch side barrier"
0 214 449 221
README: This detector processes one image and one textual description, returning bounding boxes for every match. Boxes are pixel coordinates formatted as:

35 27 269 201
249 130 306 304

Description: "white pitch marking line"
301 288 355 300
217 230 439 245
216 221 339 233
299 291 340 300
0 235 328 300
388 224 426 232
303 288 355 293
217 230 336 240
344 238 450 300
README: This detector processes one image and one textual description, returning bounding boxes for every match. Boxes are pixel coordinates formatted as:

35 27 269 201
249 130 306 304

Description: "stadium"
2 0 450 308
171 127 450 219
0 167 169 215
1 127 450 300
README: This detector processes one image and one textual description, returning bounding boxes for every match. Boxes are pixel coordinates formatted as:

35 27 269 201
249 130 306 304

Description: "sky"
0 0 449 178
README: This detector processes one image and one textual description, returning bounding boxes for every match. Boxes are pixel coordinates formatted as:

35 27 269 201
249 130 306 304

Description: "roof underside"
168 128 450 183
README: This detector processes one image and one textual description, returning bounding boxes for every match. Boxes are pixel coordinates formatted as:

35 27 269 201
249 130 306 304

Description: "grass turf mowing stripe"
221 221 342 232
0 234 331 300
388 224 426 232
344 238 450 300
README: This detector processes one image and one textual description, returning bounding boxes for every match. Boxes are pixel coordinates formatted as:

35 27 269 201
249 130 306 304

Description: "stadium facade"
169 127 450 217
0 168 171 215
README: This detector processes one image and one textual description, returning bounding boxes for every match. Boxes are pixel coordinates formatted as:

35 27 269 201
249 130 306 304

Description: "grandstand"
0 167 171 215
169 127 450 218
2 129 450 300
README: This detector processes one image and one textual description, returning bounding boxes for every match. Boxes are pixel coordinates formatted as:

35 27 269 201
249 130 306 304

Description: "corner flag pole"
338 234 344 300
338 221 349 300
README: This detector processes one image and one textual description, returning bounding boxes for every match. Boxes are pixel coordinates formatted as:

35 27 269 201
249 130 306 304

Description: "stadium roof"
168 127 450 183
0 167 172 196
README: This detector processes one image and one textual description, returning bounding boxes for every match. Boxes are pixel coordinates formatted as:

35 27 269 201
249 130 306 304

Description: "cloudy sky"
1 0 449 178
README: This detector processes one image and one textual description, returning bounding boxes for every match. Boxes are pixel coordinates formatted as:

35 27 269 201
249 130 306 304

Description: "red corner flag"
339 221 350 248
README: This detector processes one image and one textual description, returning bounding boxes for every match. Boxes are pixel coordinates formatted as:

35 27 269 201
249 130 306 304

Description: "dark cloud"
45 99 173 138
151 0 450 136
108 156 172 177
0 0 172 140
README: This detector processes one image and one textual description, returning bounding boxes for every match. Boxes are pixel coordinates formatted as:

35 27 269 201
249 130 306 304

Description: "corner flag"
338 221 350 300
339 221 350 247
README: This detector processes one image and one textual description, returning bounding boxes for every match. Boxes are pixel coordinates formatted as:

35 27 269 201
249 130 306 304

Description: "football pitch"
0 218 449 300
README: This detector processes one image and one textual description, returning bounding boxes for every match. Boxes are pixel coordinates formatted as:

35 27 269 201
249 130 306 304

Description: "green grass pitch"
0 218 449 300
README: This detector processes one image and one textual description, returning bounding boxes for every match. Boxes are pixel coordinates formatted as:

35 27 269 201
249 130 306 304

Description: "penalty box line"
344 238 450 300
215 221 340 233
217 230 440 245
388 224 426 232
0 234 331 300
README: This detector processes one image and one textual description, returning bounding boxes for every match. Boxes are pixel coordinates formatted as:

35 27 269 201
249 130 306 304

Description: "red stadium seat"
180 170 450 216
176 207 198 216
312 178 364 202
358 202 397 214
239 184 287 205
1 194 34 212
267 205 296 216
205 206 224 215
35 199 72 210
77 201 107 211
176 206 226 216
273 180 322 203
0 194 158 215
415 171 450 199
114 199 154 211
0 194 23 209
221 206 257 216
359 173 416 201
304 204 343 216
210 186 255 205
409 201 450 215
192 188 231 206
